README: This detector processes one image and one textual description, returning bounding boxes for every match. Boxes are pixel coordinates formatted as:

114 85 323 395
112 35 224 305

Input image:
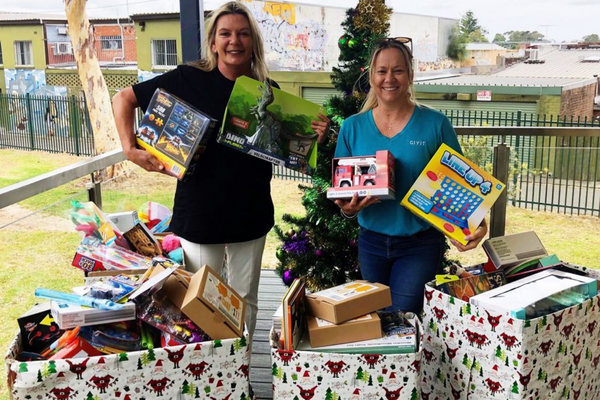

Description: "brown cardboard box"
162 272 190 309
307 312 382 347
181 265 246 339
305 280 391 324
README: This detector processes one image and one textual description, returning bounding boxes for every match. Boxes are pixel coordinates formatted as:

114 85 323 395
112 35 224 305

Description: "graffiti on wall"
246 1 329 71
418 57 461 72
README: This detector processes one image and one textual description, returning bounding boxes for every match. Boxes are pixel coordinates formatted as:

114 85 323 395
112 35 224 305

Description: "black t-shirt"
133 65 274 244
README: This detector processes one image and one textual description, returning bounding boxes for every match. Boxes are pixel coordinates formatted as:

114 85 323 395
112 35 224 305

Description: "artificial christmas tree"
274 0 392 291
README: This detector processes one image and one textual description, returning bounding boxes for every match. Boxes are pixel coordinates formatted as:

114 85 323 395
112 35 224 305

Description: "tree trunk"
65 0 123 180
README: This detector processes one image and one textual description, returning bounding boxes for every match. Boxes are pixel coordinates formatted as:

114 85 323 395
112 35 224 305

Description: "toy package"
136 88 218 179
401 143 506 245
218 76 325 175
326 150 396 200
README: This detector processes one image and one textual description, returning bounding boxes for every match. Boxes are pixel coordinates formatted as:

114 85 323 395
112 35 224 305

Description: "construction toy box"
6 331 252 400
401 143 506 245
217 76 325 175
326 150 396 200
420 266 600 400
136 88 218 180
270 326 422 399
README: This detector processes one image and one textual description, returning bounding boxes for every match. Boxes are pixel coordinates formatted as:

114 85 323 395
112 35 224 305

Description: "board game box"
218 76 325 175
401 143 506 245
136 88 218 179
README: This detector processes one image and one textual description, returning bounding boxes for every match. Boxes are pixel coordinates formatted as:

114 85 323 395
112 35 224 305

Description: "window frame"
100 35 123 51
14 40 33 67
151 38 177 69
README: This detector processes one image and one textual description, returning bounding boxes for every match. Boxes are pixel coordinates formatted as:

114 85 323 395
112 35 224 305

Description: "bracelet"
340 209 357 219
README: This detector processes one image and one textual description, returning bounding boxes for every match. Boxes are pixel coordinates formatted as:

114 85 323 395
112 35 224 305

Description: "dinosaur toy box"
6 331 251 400
401 143 506 245
218 76 325 175
136 88 219 180
420 265 600 400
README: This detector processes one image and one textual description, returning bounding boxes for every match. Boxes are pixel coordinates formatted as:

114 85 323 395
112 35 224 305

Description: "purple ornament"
316 249 323 257
283 270 295 286
349 239 358 247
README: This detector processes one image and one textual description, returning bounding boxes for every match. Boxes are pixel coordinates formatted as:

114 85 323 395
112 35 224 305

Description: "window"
152 39 177 68
14 41 33 66
101 35 123 50
0 42 3 65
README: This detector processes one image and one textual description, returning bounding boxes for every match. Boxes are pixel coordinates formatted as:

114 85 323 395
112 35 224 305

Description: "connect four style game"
401 143 506 245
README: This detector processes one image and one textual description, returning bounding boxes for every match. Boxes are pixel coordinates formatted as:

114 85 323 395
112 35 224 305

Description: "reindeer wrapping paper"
6 332 251 400
270 328 422 400
420 267 600 400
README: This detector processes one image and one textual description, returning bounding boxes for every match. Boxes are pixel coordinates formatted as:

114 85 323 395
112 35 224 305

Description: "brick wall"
560 83 596 119
92 24 137 63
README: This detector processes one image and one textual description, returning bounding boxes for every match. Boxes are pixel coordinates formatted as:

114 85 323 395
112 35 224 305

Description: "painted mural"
245 1 332 72
5 69 46 95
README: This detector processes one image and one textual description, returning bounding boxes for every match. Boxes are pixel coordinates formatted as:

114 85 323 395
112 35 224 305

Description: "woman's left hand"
312 114 331 144
451 219 488 252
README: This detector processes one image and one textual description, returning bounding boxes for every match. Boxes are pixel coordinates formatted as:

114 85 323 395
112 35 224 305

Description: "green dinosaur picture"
219 76 325 175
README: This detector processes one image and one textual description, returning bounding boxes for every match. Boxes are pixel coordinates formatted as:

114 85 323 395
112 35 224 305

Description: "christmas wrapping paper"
6 331 251 400
420 269 600 400
270 329 422 399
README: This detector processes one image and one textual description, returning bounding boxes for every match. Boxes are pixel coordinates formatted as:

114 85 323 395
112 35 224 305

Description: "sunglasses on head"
373 37 413 54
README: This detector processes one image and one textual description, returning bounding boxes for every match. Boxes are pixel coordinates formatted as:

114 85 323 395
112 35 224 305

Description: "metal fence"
0 93 94 156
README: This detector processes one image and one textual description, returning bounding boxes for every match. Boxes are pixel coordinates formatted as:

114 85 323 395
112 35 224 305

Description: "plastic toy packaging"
80 321 141 353
136 292 211 344
377 310 417 337
70 200 128 248
137 201 172 233
87 274 140 301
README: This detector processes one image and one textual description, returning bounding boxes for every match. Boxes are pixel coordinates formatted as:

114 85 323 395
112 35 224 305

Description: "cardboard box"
161 270 191 309
17 302 63 354
305 280 391 324
218 76 325 175
136 88 218 179
401 143 506 245
271 327 421 399
107 210 139 233
420 265 600 399
50 301 136 329
181 265 246 339
6 331 251 399
326 150 396 200
483 231 548 270
307 312 382 347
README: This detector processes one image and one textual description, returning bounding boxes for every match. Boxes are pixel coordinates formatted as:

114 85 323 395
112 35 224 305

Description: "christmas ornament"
348 38 357 48
286 229 296 238
276 247 285 261
316 249 323 257
338 35 349 48
349 239 358 247
353 0 392 33
283 269 295 286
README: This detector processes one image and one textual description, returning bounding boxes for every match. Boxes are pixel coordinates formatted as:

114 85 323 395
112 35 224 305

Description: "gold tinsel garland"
353 0 392 34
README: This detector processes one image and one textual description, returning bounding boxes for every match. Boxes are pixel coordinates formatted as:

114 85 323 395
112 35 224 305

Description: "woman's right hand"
124 147 165 173
334 192 380 217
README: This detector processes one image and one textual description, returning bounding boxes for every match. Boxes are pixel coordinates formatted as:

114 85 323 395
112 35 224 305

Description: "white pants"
180 235 266 341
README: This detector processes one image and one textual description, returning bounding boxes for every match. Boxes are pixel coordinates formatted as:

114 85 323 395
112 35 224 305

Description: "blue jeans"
358 227 445 313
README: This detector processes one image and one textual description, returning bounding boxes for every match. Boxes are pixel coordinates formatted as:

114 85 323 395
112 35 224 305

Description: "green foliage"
504 30 545 42
447 26 468 61
468 29 489 43
583 33 600 43
459 10 482 37
493 33 506 42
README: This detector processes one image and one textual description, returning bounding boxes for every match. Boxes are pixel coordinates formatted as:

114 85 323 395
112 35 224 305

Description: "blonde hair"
360 40 417 113
189 1 270 82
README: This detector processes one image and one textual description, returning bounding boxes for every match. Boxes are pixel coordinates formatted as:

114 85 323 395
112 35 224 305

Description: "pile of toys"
14 200 245 362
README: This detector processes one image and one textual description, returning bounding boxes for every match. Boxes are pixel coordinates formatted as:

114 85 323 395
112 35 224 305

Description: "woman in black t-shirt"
112 1 329 342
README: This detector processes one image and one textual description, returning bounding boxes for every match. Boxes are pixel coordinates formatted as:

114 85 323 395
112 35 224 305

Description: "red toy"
327 150 396 200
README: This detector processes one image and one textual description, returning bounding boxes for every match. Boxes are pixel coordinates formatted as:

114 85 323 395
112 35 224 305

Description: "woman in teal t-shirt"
334 38 487 313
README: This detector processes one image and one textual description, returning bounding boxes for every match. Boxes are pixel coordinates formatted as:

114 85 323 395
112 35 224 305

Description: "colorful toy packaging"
327 150 396 200
136 89 218 180
401 143 506 245
218 76 325 175
420 266 600 400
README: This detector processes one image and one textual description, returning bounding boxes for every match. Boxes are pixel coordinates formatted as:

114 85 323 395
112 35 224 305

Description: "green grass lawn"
2 149 600 399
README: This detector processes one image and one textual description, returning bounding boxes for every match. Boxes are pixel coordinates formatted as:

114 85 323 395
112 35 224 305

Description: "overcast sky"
0 0 597 43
